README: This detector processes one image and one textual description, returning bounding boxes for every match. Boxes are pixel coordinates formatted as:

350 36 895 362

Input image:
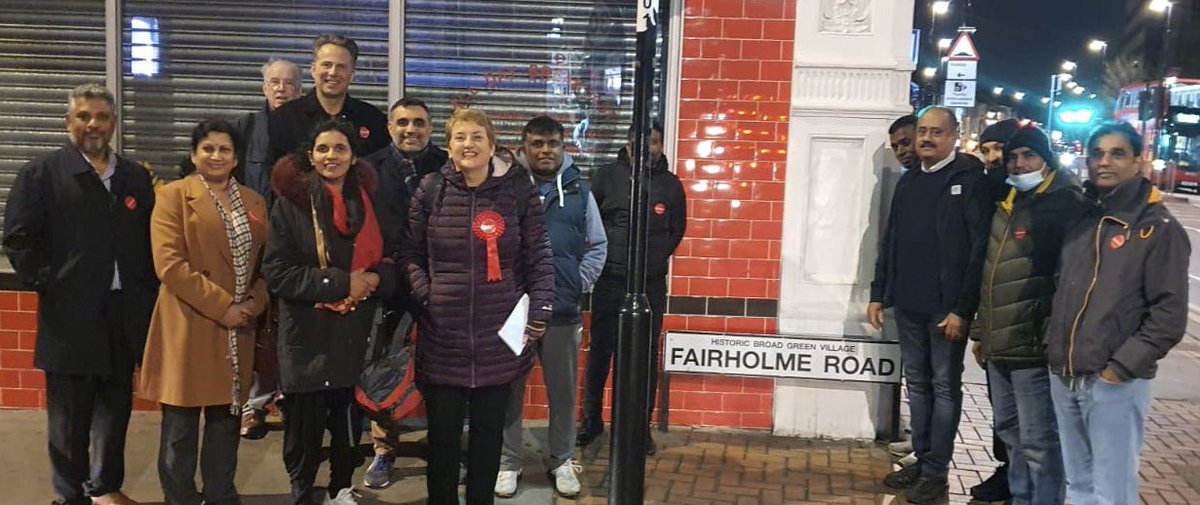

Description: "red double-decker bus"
1114 80 1200 193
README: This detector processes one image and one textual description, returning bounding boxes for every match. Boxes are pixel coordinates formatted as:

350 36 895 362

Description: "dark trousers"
424 383 511 505
280 388 360 505
895 309 967 479
46 291 134 505
158 404 240 505
582 273 667 432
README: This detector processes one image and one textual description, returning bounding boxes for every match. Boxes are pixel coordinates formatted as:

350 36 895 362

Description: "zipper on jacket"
985 209 1016 356
469 191 477 388
1065 216 1128 377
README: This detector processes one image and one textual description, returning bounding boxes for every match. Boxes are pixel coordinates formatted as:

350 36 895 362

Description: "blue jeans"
988 363 1064 505
1050 374 1151 505
895 309 967 479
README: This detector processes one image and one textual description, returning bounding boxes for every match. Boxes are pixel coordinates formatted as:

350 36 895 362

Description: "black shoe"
577 425 604 447
646 435 656 456
905 476 948 505
882 464 921 489
970 464 1011 501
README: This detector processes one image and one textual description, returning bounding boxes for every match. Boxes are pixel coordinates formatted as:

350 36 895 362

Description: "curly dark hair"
177 118 244 180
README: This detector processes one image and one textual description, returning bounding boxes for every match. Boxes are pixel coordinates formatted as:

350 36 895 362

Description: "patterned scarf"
197 174 253 415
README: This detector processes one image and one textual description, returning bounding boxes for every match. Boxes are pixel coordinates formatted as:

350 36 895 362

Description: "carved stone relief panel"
819 0 872 34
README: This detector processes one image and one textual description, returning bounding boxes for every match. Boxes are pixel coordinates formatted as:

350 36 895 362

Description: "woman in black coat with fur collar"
263 117 397 505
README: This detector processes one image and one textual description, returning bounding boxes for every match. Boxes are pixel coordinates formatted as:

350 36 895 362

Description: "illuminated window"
129 16 158 77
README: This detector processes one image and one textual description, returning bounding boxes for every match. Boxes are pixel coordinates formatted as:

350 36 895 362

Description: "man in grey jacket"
1045 121 1190 504
496 116 606 498
232 57 302 202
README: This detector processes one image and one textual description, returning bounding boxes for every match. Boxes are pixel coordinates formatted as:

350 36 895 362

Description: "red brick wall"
0 291 41 408
665 0 795 430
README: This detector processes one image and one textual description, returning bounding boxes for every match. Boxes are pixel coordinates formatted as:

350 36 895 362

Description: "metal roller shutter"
0 0 106 226
121 0 390 180
404 0 662 176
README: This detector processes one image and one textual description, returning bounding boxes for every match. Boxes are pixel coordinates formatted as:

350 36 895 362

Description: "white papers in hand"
499 294 529 355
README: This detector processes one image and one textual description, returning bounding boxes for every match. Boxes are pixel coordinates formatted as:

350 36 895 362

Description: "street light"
1065 81 1078 89
1041 97 1051 104
929 1 950 45
1147 0 1175 177
1013 91 1025 101
922 67 937 79
1073 86 1086 95
993 86 1004 95
1088 39 1108 54
1061 60 1078 72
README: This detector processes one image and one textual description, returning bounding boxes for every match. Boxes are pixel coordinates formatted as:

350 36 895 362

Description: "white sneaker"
325 488 361 505
897 452 919 468
494 469 521 497
550 459 583 497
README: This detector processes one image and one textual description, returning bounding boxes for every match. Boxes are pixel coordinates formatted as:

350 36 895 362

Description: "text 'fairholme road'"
663 332 902 383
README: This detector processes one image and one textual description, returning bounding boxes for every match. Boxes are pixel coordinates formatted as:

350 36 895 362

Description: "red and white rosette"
472 210 506 282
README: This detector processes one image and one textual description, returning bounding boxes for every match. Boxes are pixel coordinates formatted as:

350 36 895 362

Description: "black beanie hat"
1003 124 1056 168
979 118 1020 145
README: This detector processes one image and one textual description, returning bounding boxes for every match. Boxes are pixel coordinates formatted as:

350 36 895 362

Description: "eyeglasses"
265 78 298 89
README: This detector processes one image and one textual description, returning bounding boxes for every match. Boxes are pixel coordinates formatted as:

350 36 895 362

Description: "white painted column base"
772 0 915 440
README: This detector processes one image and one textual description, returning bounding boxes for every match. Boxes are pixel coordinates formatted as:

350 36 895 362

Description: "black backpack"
355 311 423 426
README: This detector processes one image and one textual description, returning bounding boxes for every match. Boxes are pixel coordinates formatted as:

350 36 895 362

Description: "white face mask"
1006 167 1046 192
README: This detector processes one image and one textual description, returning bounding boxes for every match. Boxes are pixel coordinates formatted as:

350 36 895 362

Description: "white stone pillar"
773 0 916 439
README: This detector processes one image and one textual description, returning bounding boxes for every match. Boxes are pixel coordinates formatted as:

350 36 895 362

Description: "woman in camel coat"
140 119 269 505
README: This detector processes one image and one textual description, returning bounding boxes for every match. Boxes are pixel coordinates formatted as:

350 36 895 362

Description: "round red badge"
1013 227 1026 241
1109 234 1126 250
359 126 370 139
124 196 137 210
654 203 666 215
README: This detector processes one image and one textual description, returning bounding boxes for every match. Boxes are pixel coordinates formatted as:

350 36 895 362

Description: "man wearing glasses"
233 57 302 203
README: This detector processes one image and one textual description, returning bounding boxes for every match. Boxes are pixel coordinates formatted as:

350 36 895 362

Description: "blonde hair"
445 108 496 147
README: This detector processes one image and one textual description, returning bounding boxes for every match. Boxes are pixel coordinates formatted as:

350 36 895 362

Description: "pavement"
4 354 1200 505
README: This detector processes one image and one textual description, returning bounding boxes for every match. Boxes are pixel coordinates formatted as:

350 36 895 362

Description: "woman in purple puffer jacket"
401 108 555 505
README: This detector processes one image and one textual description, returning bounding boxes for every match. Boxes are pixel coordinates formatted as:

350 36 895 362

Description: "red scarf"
325 183 383 270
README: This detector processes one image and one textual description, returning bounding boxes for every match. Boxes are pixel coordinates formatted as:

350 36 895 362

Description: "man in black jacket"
867 106 993 505
965 117 1022 503
267 34 389 166
1046 122 1190 504
577 122 686 456
3 83 157 505
358 96 448 489
972 125 1091 505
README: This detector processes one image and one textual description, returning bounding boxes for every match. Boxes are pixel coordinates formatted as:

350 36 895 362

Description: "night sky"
915 0 1127 117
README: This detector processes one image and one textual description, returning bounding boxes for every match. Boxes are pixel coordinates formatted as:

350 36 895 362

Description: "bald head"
916 107 959 165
